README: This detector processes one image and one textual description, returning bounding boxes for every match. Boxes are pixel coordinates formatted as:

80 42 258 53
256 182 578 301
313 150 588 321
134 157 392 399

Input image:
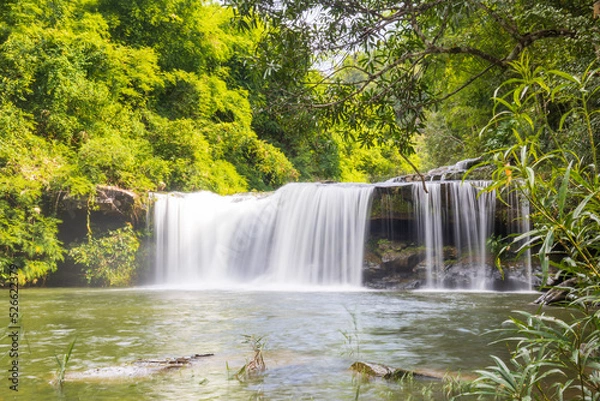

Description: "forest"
0 1 598 287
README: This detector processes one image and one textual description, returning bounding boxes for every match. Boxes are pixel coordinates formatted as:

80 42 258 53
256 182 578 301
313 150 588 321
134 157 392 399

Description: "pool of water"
2 288 543 400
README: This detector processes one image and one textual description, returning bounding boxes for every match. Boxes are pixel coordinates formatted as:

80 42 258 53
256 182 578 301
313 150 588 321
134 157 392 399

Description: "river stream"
1 288 547 400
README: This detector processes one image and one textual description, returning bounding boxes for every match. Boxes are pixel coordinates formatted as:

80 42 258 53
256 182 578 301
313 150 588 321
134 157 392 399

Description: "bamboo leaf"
573 193 595 219
549 70 581 85
525 167 535 188
557 162 572 219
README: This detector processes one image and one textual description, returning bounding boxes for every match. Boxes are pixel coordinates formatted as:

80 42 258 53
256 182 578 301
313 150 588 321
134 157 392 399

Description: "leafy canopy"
227 0 598 160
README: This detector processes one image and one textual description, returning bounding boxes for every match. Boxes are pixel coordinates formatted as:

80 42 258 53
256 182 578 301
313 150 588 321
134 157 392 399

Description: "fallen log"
350 361 476 382
133 353 214 367
534 277 578 305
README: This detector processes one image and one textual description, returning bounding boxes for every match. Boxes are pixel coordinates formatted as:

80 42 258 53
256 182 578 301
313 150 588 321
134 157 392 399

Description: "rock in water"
350 361 394 377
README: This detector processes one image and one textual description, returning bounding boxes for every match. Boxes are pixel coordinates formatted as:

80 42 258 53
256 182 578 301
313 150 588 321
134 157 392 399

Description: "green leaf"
548 70 581 85
557 162 572 219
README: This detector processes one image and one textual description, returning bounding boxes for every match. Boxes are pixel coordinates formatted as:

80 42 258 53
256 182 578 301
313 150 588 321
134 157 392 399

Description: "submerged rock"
67 353 214 381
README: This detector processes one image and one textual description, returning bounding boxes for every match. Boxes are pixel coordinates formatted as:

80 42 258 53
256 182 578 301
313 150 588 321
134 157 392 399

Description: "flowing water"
153 183 374 288
411 181 498 289
5 288 543 401
153 181 531 291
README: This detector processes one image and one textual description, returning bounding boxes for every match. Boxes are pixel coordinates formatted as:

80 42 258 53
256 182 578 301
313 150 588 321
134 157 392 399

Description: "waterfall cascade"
153 183 374 288
152 180 532 290
412 181 497 289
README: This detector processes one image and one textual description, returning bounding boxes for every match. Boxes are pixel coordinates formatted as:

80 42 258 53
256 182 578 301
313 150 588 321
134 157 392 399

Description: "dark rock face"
363 239 426 289
48 185 145 286
59 185 140 218
363 240 536 290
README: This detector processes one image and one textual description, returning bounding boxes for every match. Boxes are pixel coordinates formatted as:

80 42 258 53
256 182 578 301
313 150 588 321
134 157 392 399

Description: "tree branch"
438 63 497 103
468 0 521 39
427 45 505 68
505 29 577 62
398 150 429 194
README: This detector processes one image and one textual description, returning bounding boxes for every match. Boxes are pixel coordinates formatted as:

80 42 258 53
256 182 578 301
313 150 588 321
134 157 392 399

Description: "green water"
1 288 543 400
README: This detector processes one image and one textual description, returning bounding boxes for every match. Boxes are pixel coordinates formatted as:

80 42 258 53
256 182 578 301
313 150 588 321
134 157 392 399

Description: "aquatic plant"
340 307 361 359
230 335 267 382
54 337 77 387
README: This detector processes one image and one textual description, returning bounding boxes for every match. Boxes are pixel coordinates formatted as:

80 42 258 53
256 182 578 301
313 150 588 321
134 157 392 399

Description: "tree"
0 0 301 285
227 0 599 161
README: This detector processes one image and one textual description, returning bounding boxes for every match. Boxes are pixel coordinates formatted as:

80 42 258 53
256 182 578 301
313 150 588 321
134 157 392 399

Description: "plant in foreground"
468 308 600 400
54 337 77 387
340 306 361 360
463 57 600 400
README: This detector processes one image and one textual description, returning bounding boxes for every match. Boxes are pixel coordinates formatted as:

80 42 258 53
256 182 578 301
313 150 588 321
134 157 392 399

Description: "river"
5 288 542 400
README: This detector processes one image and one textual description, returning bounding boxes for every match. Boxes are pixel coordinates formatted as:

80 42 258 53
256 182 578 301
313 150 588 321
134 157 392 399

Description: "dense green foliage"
1 1 599 397
462 60 600 400
0 0 598 289
228 0 598 168
69 224 139 286
0 0 415 285
483 58 600 289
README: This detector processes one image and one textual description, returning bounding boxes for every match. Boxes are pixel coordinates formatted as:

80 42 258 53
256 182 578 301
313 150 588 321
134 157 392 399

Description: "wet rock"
385 157 484 183
60 184 139 217
350 361 394 377
350 361 473 381
362 241 427 289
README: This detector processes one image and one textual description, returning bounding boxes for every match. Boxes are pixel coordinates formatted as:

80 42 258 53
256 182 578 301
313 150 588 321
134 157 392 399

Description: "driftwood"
133 353 214 369
534 277 578 305
67 353 214 381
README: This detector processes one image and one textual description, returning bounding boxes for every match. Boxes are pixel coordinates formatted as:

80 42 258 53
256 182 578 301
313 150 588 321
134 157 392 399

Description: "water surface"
4 288 542 400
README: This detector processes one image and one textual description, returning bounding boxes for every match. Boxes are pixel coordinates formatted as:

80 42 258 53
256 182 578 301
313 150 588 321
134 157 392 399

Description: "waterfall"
507 188 533 288
153 183 374 288
411 181 497 290
152 180 532 290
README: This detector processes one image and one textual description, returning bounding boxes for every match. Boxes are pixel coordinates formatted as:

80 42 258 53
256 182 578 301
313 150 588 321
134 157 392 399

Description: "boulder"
59 184 140 218
363 240 428 289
